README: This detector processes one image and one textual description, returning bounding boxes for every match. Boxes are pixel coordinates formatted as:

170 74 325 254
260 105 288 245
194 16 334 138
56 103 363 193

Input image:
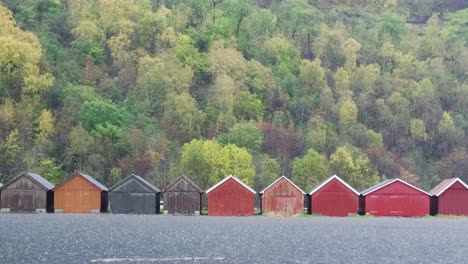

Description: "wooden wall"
364 181 430 217
310 178 358 217
54 175 101 213
0 176 47 212
262 178 303 215
208 178 254 216
109 178 158 214
164 178 202 215
437 181 468 216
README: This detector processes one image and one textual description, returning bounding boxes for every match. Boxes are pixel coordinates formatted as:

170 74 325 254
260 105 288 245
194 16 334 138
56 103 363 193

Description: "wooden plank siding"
261 177 304 215
433 180 468 216
108 175 160 214
362 179 430 217
1 177 47 212
207 177 255 216
310 176 359 217
164 176 203 215
0 173 53 213
54 175 102 213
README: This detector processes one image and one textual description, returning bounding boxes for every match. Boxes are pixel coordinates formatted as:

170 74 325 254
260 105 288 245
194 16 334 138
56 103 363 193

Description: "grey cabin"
108 174 161 214
0 172 55 213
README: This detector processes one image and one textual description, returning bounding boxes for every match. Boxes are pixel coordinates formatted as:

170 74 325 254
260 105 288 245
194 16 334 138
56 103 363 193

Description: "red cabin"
260 176 305 215
309 175 359 217
206 175 256 216
430 178 468 216
361 178 430 217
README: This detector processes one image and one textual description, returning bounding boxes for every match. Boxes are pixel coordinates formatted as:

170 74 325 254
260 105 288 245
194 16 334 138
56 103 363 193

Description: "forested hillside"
0 0 467 192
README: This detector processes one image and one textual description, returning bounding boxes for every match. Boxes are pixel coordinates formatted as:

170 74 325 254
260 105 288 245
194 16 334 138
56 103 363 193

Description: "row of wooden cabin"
1 172 468 217
0 172 201 215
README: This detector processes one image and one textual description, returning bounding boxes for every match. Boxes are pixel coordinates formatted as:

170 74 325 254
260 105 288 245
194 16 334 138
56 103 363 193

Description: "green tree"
38 158 62 184
312 24 346 70
254 154 281 190
0 129 20 181
438 111 456 136
339 98 358 129
444 9 468 43
299 59 328 95
378 12 408 44
207 40 247 85
410 119 429 142
180 139 255 189
334 68 352 99
208 74 237 134
226 0 252 37
418 14 444 59
329 146 379 190
72 20 106 65
233 91 264 121
174 34 208 72
0 7 53 98
260 35 300 77
285 0 323 60
78 100 123 132
291 149 329 191
343 38 361 70
66 126 94 171
135 53 194 113
161 92 206 143
35 109 54 141
217 121 263 153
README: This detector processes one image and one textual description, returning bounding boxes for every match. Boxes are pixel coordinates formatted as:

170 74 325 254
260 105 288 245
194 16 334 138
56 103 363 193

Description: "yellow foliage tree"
0 7 53 97
36 110 55 140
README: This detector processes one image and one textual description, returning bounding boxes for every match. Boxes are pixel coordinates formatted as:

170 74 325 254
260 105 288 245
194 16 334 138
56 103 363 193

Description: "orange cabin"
53 172 108 213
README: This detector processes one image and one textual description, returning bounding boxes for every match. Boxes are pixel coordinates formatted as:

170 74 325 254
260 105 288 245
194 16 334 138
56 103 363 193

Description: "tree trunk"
212 0 224 24
307 33 312 60
236 16 245 37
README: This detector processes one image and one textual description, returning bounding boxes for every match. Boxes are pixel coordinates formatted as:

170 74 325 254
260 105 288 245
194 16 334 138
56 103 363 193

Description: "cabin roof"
430 178 468 197
308 175 359 196
260 176 305 194
108 174 160 193
206 175 256 194
53 172 108 191
163 175 203 193
0 172 55 191
361 178 431 196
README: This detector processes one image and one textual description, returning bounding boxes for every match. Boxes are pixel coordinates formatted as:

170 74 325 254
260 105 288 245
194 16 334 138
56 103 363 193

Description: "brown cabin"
260 176 305 215
0 172 54 213
53 172 108 213
163 176 203 215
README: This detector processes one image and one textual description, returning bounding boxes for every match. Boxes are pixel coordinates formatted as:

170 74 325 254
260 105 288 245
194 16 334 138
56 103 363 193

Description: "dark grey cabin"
0 172 55 213
108 174 161 214
163 176 203 215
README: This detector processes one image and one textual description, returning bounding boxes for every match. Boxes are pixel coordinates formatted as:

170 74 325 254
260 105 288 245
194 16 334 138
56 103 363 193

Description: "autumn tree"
0 7 54 99
0 0 467 191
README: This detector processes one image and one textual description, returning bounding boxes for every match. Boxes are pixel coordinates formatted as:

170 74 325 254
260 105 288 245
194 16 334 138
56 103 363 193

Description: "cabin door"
277 197 296 214
174 193 193 215
10 190 35 212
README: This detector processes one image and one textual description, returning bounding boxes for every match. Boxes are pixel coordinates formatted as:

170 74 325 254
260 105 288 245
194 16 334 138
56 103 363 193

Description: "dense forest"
0 0 467 192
